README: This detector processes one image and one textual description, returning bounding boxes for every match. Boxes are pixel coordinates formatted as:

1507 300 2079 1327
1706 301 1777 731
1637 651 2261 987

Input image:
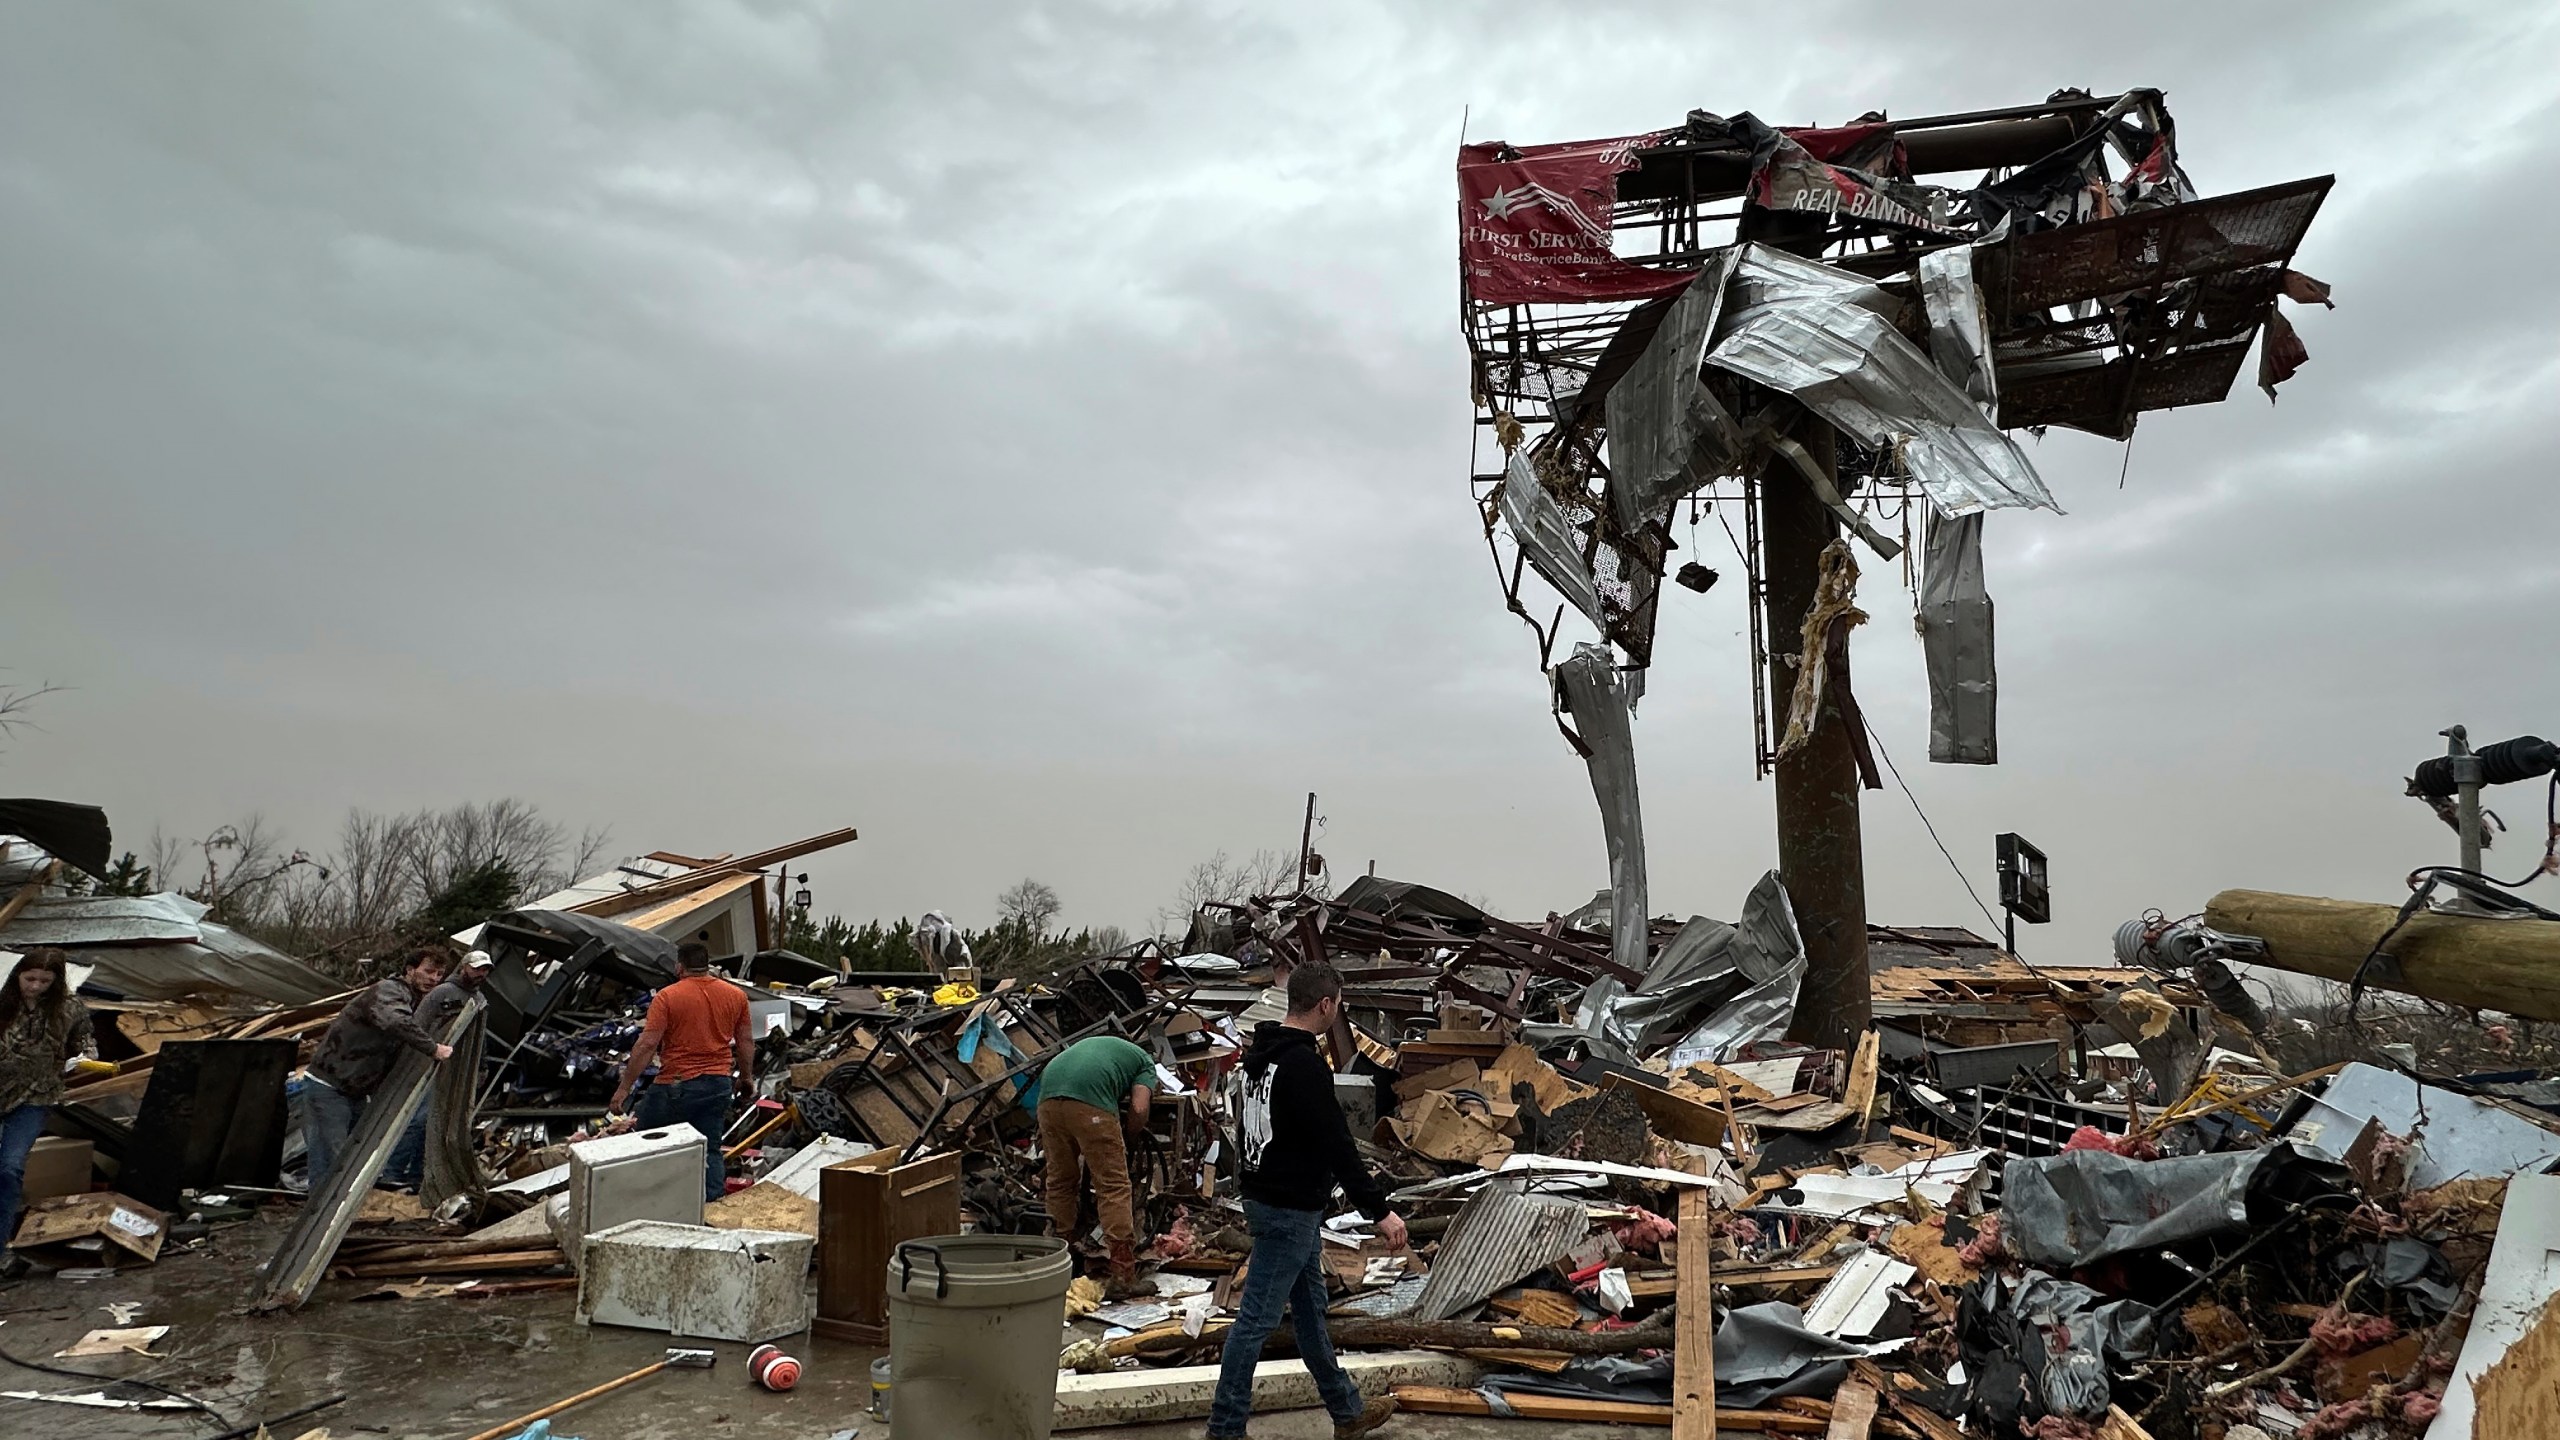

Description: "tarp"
486 908 680 980
1957 1271 2157 1428
1999 1143 2338 1268
0 803 111 879
1457 133 1692 305
1712 1301 1876 1407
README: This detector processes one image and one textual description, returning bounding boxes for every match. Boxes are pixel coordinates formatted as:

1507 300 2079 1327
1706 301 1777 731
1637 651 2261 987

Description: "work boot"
1334 1395 1397 1440
1103 1268 1152 1301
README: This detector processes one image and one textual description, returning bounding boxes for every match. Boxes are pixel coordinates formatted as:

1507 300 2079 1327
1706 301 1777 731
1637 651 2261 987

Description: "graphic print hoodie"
1237 1021 1390 1219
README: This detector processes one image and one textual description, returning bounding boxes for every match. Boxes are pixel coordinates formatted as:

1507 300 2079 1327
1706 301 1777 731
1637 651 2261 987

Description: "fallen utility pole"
2203 888 2560 1021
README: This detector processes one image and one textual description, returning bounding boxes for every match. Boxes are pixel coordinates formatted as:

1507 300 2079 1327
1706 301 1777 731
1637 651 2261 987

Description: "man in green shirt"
1037 1033 1156 1296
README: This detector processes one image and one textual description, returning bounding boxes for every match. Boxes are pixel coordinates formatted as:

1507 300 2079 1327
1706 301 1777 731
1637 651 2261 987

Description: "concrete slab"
1054 1350 1481 1430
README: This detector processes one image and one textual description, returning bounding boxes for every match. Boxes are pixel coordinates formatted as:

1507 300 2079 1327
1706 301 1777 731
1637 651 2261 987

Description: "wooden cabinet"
815 1150 963 1344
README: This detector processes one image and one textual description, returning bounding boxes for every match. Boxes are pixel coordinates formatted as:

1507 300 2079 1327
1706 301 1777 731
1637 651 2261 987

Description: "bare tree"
997 878 1063 933
139 800 607 973
0 678 61 758
1152 848 1307 937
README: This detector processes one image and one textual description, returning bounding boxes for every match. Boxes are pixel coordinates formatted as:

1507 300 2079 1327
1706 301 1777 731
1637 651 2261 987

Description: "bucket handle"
894 1241 949 1301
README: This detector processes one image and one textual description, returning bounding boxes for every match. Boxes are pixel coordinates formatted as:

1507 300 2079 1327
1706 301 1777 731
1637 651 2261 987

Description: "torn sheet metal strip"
1496 449 1608 633
1802 1250 1917 1339
1918 508 1996 764
1554 643 1648 989
1604 256 1745 535
1707 244 2056 517
1917 245 1998 415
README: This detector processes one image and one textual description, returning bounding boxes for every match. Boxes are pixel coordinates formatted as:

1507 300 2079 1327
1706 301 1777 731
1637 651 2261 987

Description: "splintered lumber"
1826 1380 1879 1440
2470 1293 2560 1440
1389 1387 1826 1432
333 1248 564 1279
1850 1362 1964 1440
1602 1073 1730 1147
1329 1313 1672 1356
1676 1187 1717 1440
333 1235 555 1267
1842 1032 1881 1123
2097 1404 2155 1440
2205 889 2560 1021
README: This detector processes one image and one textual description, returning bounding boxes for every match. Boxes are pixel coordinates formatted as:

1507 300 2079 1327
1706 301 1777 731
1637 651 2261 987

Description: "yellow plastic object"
69 1058 118 1078
932 982 980 1007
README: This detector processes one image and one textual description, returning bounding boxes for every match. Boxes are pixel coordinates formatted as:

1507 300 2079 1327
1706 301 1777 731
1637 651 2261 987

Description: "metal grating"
1978 175 2332 319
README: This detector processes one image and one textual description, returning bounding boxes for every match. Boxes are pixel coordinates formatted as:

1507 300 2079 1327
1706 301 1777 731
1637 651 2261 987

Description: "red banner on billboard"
1458 133 1693 305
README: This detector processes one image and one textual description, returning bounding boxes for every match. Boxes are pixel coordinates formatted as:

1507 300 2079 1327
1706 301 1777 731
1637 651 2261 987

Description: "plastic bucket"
886 1233 1073 1440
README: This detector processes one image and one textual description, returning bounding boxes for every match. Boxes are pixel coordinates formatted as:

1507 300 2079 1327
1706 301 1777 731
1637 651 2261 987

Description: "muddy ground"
0 1212 1621 1439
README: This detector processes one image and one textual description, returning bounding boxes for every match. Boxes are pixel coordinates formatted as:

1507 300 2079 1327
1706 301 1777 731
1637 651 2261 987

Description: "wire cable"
1865 725 2050 977
0 1334 228 1425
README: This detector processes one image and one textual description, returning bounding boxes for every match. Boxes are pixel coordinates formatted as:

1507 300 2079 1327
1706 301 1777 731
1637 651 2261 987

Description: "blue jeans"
1208 1200 1365 1436
381 1104 429 1189
0 1103 48 1243
636 1075 732 1201
303 1079 368 1195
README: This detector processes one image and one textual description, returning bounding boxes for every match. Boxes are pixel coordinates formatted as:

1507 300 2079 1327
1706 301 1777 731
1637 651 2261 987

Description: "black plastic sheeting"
1476 1302 1878 1411
1999 1141 2346 1269
1956 1271 2157 1428
0 799 112 878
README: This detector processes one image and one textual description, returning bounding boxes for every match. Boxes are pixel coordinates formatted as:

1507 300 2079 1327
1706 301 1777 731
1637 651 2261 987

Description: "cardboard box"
9 1192 167 1267
22 1137 94 1204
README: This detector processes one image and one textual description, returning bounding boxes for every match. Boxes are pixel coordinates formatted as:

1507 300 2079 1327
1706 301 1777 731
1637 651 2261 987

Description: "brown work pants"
1038 1097 1137 1273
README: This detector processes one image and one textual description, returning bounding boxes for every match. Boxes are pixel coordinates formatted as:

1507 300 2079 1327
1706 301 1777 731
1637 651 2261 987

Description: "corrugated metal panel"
1 893 206 947
1404 1183 1591 1322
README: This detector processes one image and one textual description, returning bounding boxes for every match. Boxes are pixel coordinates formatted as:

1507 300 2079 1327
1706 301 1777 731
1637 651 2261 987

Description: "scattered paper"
1177 1293 1217 1338
1150 1274 1210 1298
55 1326 169 1358
101 1303 143 1325
1087 1301 1171 1330
2 1389 192 1410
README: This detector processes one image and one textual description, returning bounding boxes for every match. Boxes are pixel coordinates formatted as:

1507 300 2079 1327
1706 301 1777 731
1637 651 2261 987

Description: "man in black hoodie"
1207 959 1407 1440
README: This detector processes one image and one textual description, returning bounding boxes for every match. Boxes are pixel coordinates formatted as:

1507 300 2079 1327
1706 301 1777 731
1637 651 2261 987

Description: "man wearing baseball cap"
383 950 495 1190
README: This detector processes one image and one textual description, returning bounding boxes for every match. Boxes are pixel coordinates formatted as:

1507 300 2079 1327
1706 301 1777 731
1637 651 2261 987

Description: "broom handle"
460 1359 668 1440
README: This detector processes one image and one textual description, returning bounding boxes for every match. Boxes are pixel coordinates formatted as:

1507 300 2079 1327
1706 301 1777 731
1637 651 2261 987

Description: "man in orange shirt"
609 942 754 1200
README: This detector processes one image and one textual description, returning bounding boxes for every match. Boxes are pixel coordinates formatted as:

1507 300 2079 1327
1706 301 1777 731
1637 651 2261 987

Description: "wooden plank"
0 861 61 930
1842 1032 1880 1124
1675 1186 1716 1440
1389 1386 1824 1432
335 1248 563 1278
1602 1073 1728 1148
2097 1405 2154 1440
1825 1380 1878 1440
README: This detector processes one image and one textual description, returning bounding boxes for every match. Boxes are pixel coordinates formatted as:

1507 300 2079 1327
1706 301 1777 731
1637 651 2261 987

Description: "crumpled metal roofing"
0 892 344 1005
1495 449 1607 634
1706 244 2057 517
1402 1181 1591 1322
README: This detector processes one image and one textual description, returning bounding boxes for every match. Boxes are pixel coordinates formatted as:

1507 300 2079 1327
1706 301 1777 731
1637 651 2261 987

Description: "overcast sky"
5 2 2556 965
